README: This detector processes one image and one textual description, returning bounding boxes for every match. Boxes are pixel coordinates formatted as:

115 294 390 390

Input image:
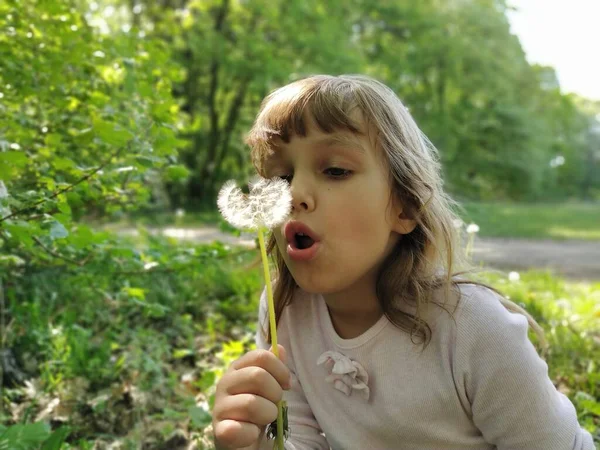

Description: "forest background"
1 0 599 448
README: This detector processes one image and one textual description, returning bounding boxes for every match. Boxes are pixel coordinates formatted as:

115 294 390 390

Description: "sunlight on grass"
547 226 600 240
461 202 600 240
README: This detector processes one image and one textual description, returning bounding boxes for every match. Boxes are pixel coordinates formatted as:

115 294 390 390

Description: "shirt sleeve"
453 286 596 450
255 287 330 450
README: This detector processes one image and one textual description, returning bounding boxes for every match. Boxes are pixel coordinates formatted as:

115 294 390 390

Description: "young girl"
211 75 595 449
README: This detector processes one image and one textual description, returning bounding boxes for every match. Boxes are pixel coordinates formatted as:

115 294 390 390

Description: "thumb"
269 344 287 364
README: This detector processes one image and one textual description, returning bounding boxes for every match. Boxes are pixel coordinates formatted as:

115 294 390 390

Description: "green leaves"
0 151 28 178
0 423 69 450
189 405 212 430
49 221 69 240
92 119 134 147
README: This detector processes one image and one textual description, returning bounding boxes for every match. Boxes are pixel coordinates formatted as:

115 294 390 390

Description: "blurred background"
0 0 598 448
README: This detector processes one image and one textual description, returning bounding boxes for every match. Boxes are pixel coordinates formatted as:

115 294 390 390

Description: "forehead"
271 112 375 156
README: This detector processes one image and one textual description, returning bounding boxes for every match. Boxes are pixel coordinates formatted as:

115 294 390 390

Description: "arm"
255 288 330 450
454 287 595 450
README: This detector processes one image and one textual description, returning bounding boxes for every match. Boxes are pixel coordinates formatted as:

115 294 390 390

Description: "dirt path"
116 227 600 282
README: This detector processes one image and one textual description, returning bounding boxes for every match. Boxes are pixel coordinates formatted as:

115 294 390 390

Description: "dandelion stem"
257 227 284 450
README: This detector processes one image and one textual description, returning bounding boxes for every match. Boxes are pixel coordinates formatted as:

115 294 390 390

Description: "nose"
290 176 315 213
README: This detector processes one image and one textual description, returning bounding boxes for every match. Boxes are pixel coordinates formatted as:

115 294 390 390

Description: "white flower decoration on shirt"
317 351 370 400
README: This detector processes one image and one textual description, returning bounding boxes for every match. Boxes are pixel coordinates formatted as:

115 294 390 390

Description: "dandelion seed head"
218 177 292 230
508 271 520 282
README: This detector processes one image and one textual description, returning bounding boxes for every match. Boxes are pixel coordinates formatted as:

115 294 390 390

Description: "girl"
211 75 595 449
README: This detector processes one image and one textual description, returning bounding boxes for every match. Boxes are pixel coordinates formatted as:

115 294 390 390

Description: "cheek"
330 185 389 237
273 230 286 250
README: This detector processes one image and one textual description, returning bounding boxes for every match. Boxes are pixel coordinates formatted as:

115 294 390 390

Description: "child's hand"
212 345 292 449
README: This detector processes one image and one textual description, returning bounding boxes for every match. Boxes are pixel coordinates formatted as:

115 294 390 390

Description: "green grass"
89 209 222 231
459 202 600 240
3 234 599 446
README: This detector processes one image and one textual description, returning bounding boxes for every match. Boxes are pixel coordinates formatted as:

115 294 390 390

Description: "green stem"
257 228 284 450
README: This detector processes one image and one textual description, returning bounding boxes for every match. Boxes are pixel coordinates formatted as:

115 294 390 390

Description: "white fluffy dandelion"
217 177 292 231
217 176 292 449
508 271 520 282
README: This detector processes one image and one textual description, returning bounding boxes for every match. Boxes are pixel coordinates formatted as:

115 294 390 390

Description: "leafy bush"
2 237 260 448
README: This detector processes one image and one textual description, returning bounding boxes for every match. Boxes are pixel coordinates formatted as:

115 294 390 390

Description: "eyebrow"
311 135 367 154
266 134 366 168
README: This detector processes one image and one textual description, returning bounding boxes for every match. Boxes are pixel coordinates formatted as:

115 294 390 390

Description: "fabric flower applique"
317 351 370 400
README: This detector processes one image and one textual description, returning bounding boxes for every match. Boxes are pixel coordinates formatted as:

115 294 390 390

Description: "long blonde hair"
245 74 546 352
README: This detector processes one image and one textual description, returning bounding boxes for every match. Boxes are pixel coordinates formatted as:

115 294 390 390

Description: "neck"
322 277 383 339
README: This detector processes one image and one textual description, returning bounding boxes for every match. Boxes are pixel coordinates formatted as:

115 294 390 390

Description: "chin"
291 272 346 296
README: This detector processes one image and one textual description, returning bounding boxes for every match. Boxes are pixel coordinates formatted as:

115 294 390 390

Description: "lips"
284 221 321 262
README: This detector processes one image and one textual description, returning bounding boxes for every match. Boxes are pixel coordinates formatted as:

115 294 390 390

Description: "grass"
459 202 600 240
3 233 599 447
88 210 222 231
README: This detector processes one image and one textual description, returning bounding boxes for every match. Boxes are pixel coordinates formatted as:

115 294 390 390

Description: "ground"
116 226 600 282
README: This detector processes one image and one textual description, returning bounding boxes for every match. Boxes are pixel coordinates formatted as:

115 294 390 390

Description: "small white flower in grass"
144 262 159 270
508 271 520 282
181 372 194 383
555 299 571 311
218 177 292 231
466 223 480 234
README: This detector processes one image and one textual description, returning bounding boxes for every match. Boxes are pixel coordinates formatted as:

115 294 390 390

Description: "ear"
389 196 417 235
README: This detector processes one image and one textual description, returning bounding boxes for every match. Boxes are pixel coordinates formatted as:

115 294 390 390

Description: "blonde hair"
245 74 546 352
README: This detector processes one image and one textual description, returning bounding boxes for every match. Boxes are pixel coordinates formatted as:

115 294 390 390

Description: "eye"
324 167 352 179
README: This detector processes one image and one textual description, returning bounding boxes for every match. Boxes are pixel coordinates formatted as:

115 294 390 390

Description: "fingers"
214 393 278 426
230 347 291 391
213 419 262 449
212 345 290 449
225 366 285 404
270 344 287 364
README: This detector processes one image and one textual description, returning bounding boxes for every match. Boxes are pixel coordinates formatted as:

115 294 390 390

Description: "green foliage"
115 0 600 204
0 423 70 450
2 238 260 447
1 0 599 447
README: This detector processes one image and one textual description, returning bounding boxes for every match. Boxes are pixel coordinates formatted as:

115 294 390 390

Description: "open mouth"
284 221 321 261
294 233 315 250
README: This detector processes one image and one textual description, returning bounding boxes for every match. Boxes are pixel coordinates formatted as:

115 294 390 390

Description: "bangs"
245 75 365 176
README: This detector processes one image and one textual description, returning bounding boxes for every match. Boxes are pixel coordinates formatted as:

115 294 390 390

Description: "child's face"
266 112 416 296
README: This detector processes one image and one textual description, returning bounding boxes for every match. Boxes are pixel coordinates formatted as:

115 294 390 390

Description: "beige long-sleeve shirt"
255 283 595 450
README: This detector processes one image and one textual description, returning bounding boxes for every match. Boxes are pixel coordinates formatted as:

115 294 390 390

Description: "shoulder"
448 283 538 371
453 283 529 336
427 282 533 356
